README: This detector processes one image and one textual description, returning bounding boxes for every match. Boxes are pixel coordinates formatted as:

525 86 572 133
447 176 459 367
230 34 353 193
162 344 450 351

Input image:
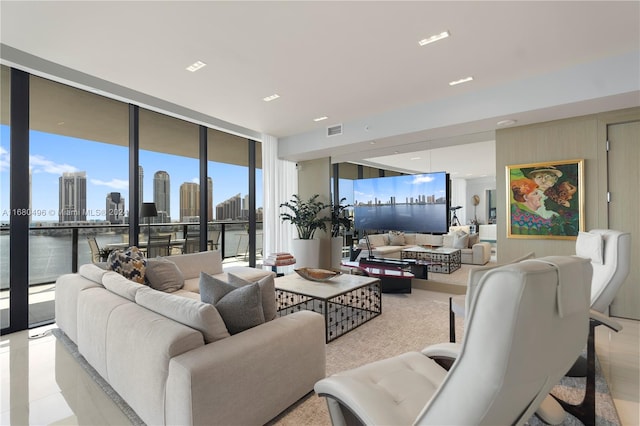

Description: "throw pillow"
199 272 265 334
107 246 146 284
228 273 277 321
576 232 604 265
453 232 469 250
145 257 184 292
388 231 406 246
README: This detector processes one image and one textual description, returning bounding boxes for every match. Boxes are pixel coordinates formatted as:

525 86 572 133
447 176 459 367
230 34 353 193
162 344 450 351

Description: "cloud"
29 154 79 174
191 177 199 184
0 146 8 172
90 178 129 190
411 175 435 184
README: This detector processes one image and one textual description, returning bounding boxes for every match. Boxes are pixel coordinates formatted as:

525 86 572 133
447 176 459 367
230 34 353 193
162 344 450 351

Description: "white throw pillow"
453 232 469 249
576 231 604 265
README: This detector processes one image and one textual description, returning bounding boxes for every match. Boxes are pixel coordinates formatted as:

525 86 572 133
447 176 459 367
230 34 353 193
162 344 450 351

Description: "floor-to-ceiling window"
27 75 129 326
0 66 11 330
139 108 199 248
207 129 263 261
1 67 264 334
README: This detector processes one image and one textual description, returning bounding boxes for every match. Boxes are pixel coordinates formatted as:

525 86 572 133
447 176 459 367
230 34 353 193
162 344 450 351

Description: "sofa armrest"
471 242 492 264
421 342 462 371
166 310 326 426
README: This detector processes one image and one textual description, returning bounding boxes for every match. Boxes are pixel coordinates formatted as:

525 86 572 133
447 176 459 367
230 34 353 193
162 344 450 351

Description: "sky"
353 172 447 204
0 126 263 223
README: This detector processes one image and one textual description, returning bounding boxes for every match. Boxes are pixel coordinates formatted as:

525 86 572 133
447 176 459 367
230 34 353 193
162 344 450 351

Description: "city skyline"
353 173 447 206
0 126 263 223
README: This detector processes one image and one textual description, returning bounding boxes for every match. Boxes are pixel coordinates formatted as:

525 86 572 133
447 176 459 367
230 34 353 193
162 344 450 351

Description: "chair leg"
551 320 597 426
449 297 456 343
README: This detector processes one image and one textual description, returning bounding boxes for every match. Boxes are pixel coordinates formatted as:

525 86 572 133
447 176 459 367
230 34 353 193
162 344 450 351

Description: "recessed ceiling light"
186 61 207 72
418 31 450 46
263 94 280 102
313 116 328 122
394 151 399 154
497 119 518 127
449 76 474 86
370 141 376 145
410 157 421 160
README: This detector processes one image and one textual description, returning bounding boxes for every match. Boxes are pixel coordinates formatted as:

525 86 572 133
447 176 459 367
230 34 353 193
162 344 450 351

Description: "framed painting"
506 159 584 239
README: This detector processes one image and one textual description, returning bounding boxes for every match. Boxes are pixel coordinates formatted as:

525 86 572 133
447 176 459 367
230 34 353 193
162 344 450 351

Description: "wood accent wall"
496 106 640 318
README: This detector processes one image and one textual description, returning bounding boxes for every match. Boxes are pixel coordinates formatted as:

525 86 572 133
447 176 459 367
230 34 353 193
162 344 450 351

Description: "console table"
343 257 427 293
274 273 381 343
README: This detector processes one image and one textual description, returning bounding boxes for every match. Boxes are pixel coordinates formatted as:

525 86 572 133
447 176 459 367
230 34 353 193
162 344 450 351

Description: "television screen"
353 172 449 233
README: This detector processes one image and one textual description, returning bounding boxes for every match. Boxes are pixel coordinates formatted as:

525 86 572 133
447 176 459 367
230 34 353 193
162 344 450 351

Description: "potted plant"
280 194 329 268
329 198 353 269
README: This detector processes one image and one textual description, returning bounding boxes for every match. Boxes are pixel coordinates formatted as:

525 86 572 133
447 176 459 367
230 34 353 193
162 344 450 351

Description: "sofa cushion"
404 233 417 245
368 234 388 247
135 286 230 343
388 231 406 246
107 246 146 284
453 232 469 249
166 250 224 280
576 231 603 265
103 271 142 301
79 263 109 284
468 232 480 248
199 272 266 334
145 257 184 292
228 273 277 321
417 234 443 247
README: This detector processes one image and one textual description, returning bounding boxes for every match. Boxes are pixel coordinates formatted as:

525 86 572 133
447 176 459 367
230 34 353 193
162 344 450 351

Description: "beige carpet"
269 282 620 425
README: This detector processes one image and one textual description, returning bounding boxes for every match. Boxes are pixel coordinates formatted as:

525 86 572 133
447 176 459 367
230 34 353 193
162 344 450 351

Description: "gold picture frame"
506 159 584 239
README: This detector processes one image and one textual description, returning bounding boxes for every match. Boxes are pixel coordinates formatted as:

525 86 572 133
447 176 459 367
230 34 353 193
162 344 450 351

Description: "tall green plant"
331 198 353 237
280 194 328 239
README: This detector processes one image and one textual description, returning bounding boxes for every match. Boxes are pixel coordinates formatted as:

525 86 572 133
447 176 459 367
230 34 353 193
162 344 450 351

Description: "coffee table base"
276 281 381 343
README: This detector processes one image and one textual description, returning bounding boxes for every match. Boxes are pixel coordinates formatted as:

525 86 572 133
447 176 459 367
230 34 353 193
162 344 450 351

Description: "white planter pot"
291 238 321 269
330 236 344 270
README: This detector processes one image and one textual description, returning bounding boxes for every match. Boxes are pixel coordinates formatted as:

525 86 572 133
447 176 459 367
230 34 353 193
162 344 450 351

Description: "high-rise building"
59 171 87 222
106 192 125 224
180 182 199 222
153 170 170 223
216 193 241 221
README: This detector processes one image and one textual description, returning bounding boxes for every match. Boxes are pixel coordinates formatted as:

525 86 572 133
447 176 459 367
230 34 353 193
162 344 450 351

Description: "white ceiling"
1 1 639 178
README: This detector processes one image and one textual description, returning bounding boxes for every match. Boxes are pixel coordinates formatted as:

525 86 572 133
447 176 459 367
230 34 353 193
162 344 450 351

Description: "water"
0 229 261 289
354 203 448 233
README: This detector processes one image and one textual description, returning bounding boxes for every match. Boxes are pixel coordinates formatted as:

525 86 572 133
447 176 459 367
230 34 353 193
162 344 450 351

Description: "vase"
291 238 322 269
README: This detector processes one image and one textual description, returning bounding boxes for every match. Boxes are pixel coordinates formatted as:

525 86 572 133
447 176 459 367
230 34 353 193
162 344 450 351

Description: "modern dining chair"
315 256 592 426
183 232 201 254
87 237 103 263
146 234 171 258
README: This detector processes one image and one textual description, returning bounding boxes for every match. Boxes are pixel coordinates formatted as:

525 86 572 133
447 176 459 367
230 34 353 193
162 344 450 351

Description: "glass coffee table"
275 273 381 342
401 246 462 274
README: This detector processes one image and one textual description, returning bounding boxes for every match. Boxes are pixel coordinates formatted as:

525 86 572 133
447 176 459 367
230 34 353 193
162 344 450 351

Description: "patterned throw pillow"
107 246 146 284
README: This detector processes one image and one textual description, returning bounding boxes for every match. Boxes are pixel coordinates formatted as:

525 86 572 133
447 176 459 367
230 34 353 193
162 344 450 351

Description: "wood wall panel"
496 107 640 319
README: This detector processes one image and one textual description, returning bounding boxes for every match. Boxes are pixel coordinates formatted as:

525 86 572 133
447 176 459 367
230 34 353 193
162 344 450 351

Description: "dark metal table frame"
401 247 462 274
275 277 381 343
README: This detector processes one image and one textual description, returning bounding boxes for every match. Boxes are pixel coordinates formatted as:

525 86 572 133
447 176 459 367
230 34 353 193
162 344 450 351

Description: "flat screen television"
353 172 450 234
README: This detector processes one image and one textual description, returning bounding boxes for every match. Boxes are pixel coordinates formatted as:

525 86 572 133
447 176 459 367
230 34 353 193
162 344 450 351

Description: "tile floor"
1 313 638 425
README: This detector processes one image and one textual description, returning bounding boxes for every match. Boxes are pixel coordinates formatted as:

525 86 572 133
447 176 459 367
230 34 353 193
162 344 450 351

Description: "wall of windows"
1 67 263 334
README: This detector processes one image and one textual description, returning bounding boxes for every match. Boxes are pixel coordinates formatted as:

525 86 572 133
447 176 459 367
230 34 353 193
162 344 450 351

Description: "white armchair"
542 229 631 425
314 256 592 425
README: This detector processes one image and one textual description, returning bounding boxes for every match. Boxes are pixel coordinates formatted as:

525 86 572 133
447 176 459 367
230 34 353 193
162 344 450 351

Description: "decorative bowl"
294 267 341 282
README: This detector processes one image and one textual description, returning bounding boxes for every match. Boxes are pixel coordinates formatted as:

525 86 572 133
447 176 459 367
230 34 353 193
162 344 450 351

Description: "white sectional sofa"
55 250 326 426
359 227 492 265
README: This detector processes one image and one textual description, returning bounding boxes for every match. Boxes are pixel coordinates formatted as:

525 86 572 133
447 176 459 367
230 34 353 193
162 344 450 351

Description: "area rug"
269 289 621 426
52 328 146 426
